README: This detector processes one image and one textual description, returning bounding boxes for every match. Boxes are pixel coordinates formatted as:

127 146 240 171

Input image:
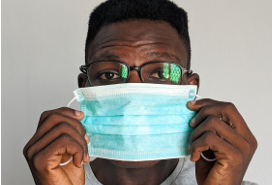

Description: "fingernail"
81 160 84 166
75 110 82 117
190 101 196 105
190 118 196 127
84 134 90 144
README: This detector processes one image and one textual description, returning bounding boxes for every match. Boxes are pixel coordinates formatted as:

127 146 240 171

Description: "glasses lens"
87 61 128 86
141 62 182 84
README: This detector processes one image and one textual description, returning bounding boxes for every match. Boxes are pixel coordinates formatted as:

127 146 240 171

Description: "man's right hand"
23 107 90 185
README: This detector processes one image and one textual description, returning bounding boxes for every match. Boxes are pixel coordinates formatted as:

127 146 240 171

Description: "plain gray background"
2 0 272 184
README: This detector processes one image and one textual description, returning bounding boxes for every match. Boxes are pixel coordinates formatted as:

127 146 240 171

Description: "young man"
23 0 257 184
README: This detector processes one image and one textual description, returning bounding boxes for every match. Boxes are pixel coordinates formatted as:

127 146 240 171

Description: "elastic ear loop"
194 94 217 162
59 96 77 166
200 153 217 162
195 94 201 100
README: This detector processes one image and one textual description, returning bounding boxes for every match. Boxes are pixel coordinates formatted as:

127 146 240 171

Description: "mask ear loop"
194 94 217 162
67 97 77 107
195 94 201 100
59 96 77 166
59 156 73 166
200 153 217 162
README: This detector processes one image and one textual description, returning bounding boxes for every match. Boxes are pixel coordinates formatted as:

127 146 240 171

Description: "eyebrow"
146 52 181 62
93 51 181 63
94 53 121 61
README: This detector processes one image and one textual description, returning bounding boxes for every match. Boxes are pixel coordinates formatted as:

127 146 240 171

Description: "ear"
78 73 88 88
186 73 200 92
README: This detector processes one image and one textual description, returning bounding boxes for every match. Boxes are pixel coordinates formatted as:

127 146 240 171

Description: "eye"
150 71 170 80
98 71 120 80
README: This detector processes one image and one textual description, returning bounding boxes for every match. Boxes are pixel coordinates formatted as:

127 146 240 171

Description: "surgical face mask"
72 83 197 161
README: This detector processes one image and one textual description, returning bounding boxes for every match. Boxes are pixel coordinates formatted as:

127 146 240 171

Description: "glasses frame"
80 60 192 86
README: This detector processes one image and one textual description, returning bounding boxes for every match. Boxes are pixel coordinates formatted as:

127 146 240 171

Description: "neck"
90 158 179 185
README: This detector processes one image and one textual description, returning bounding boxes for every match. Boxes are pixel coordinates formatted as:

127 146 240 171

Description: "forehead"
87 20 188 67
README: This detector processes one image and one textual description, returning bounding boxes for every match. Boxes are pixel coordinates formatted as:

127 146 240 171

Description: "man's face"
79 20 199 168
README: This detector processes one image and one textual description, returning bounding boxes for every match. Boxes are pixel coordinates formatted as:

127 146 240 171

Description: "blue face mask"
73 83 197 161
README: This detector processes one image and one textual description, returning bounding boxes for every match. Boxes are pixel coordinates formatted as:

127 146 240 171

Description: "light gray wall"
2 0 272 184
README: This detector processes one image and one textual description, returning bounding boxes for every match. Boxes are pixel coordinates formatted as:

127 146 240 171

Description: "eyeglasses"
80 61 192 86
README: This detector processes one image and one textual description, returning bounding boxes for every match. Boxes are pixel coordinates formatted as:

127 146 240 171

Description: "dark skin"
23 20 257 185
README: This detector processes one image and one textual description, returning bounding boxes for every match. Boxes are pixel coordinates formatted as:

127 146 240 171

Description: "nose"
127 70 142 83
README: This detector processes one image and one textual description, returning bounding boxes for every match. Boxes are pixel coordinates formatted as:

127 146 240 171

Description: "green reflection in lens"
163 63 170 79
170 64 181 83
120 65 128 78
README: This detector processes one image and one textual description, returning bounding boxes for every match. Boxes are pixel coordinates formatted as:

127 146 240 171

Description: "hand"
187 99 257 185
23 107 90 185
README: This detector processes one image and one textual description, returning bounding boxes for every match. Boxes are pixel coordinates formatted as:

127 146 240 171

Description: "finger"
39 107 84 125
26 122 89 163
192 132 246 185
190 131 242 163
189 101 250 135
24 112 87 158
187 98 219 112
190 116 251 156
188 99 257 154
32 134 85 170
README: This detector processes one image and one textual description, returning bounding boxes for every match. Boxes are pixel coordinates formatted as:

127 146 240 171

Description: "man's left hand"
188 99 257 185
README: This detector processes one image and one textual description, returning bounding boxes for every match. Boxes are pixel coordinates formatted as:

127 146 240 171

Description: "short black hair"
85 0 191 68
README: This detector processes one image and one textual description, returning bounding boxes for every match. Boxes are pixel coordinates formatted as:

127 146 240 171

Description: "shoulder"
242 181 259 185
170 157 258 185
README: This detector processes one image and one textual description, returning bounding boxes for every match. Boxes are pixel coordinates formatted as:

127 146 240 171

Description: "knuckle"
202 98 219 106
202 98 213 103
224 102 236 112
33 153 44 171
23 146 28 157
40 110 50 119
59 134 72 144
206 116 217 128
59 107 79 118
47 112 62 122
243 141 251 155
203 131 214 144
26 147 33 160
57 122 71 133
39 110 51 125
23 145 32 160
59 106 69 110
57 107 73 113
251 137 258 151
